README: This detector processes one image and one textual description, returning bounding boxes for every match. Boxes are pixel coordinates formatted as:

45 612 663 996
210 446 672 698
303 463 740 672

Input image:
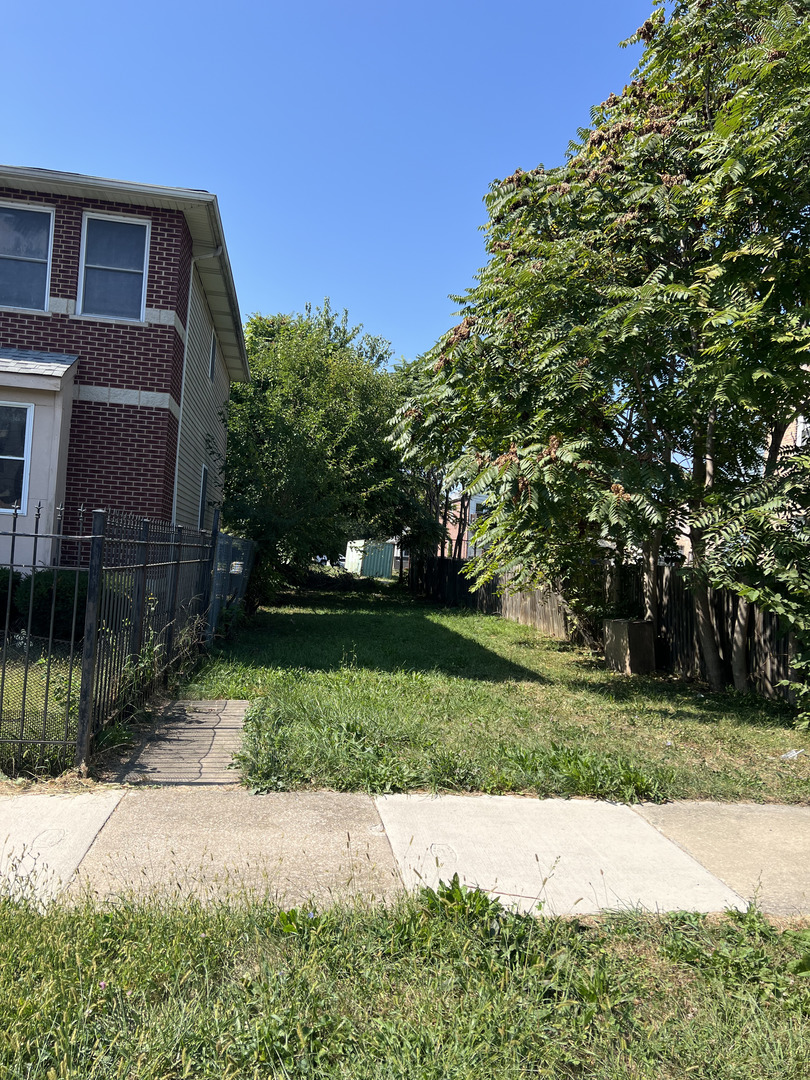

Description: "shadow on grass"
563 665 797 730
219 591 544 684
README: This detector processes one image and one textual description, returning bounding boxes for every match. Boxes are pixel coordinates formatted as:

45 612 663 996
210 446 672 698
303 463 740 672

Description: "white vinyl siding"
174 265 229 530
198 465 209 530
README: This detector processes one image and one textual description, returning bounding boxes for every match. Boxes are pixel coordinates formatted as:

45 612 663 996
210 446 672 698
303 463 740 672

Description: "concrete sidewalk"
2 786 808 916
1 699 808 915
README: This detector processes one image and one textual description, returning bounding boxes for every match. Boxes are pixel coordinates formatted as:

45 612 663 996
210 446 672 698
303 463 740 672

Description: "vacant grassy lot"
1 885 808 1079
181 586 810 803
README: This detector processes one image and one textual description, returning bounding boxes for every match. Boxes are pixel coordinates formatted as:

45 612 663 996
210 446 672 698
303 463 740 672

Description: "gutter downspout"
171 247 222 524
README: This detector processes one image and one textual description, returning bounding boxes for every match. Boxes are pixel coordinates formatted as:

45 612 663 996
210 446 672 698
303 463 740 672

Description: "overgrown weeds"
183 587 810 803
0 885 807 1079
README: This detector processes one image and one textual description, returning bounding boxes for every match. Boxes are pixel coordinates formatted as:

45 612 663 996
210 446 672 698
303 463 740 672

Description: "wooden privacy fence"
408 555 574 636
410 555 794 702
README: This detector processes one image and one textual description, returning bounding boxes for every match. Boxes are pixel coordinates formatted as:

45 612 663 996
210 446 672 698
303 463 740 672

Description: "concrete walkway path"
101 699 250 786
1 699 808 916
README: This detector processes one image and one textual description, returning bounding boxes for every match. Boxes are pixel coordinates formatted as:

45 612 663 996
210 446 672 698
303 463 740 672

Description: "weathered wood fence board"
410 555 794 702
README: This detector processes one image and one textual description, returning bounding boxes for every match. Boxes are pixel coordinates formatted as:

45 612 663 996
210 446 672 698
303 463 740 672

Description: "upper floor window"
0 204 53 311
0 402 33 513
79 214 149 320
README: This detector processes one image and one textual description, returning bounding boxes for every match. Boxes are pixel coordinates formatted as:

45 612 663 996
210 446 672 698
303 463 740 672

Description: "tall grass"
181 587 810 803
1 884 808 1079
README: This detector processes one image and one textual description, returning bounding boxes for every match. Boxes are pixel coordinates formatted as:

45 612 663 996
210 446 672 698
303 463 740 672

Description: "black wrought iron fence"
0 504 253 773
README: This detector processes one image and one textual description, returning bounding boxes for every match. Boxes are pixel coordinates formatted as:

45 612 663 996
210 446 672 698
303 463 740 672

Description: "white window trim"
0 401 34 515
198 464 209 531
77 211 151 323
0 201 55 313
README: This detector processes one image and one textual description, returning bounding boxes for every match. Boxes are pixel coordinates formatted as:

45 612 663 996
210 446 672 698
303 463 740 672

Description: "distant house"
0 165 249 559
440 492 488 559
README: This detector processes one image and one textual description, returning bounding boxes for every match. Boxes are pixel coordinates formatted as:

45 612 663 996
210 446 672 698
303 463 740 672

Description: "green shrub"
0 568 21 628
15 569 88 640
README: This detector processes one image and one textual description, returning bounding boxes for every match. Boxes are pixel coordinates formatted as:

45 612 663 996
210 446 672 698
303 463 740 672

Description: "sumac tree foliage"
395 0 810 691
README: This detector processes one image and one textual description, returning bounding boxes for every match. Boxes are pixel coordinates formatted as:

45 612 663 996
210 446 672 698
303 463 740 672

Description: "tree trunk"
690 405 726 690
731 597 751 693
440 492 450 557
693 578 726 691
765 421 788 476
453 494 471 559
641 532 661 627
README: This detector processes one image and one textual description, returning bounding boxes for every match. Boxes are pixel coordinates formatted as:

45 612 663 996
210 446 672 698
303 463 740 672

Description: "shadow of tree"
562 667 796 729
223 592 544 683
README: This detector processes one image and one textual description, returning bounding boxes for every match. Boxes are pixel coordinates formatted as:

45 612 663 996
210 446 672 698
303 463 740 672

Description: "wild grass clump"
236 693 674 801
182 587 810 803
0 885 808 1079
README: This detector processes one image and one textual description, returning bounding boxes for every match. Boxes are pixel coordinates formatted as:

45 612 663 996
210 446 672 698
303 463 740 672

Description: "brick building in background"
0 166 249 551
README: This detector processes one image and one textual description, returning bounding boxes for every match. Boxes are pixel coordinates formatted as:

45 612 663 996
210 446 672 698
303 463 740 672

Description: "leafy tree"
222 301 439 594
395 0 810 690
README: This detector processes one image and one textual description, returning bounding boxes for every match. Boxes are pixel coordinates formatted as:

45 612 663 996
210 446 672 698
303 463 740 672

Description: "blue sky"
3 1 652 362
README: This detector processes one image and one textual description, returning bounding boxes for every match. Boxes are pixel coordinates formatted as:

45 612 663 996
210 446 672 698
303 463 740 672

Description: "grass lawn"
2 884 809 1079
180 586 810 803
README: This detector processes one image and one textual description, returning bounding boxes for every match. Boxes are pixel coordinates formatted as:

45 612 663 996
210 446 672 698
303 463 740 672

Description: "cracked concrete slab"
0 790 122 901
101 700 249 786
71 787 401 906
376 793 746 915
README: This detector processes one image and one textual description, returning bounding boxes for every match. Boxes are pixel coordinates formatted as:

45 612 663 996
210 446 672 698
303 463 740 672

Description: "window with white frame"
0 403 33 512
209 330 217 382
79 214 149 320
0 204 53 311
199 465 209 530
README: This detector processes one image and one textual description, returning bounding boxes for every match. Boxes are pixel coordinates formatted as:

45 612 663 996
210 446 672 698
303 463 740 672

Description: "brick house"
0 165 249 556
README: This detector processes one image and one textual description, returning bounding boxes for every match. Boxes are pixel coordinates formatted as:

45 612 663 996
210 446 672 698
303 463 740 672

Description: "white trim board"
73 384 180 420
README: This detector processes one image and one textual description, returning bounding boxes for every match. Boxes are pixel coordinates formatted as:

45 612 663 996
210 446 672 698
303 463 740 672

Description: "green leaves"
224 301 434 585
396 0 810 658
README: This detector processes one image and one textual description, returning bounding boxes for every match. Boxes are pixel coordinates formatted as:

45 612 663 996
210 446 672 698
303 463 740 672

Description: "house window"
0 403 33 513
198 465 208 530
209 330 217 382
0 204 53 311
78 214 149 320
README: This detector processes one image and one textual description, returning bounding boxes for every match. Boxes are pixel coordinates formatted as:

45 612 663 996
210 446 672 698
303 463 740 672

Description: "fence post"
204 509 220 643
164 525 184 669
130 518 150 659
75 509 107 772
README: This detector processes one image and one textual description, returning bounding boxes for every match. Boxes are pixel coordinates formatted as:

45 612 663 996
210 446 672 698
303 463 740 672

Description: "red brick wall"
64 403 178 521
0 311 180 394
0 186 188 311
176 222 193 331
0 185 194 519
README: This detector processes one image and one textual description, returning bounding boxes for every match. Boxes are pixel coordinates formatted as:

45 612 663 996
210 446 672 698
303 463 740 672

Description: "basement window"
0 204 53 311
78 214 149 320
0 402 33 512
